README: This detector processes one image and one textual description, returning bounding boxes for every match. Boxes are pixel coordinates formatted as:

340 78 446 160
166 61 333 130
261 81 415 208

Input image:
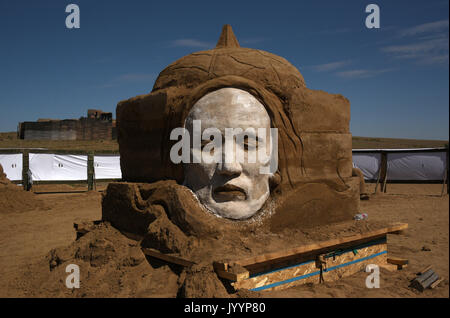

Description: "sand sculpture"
8 26 405 298
102 24 361 262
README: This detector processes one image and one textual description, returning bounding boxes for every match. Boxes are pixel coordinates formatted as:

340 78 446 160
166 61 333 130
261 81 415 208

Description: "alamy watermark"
65 4 80 29
169 120 278 175
65 264 80 289
365 4 380 29
365 264 380 288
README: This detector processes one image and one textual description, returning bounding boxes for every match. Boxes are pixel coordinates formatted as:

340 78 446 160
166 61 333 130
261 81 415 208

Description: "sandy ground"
0 183 448 298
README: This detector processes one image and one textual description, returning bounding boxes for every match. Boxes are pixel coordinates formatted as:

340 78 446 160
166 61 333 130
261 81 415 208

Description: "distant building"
18 109 117 140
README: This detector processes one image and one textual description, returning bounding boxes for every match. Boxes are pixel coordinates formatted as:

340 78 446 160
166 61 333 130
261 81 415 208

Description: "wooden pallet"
214 223 408 291
141 223 408 292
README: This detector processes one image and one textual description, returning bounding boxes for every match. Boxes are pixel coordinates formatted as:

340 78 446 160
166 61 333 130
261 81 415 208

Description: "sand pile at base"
0 163 12 186
0 164 46 214
6 217 391 298
8 195 393 299
7 222 230 297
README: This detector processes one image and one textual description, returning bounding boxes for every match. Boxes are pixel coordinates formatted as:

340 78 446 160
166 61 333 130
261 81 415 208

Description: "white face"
183 88 272 220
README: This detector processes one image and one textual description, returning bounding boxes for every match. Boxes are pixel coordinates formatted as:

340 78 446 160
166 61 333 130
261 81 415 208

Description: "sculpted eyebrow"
241 133 261 143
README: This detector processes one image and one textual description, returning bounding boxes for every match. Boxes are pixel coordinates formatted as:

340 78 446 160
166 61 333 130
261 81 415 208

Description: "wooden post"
441 168 447 197
22 150 29 190
445 144 449 194
380 152 388 193
87 152 94 191
374 155 382 194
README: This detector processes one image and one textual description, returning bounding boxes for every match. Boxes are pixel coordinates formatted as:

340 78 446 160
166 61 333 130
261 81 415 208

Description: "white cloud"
382 19 449 65
398 19 449 37
383 37 448 55
170 39 212 48
335 68 393 79
310 60 350 72
382 37 449 64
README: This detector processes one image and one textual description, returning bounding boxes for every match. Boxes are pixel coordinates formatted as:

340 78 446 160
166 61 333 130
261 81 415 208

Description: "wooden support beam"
387 257 408 270
441 143 448 196
441 168 448 197
379 264 398 272
233 223 407 267
215 269 249 282
141 248 196 267
417 265 432 276
380 152 387 193
374 164 382 194
383 165 388 193
387 257 408 266
213 261 228 272
430 278 444 289
22 150 29 190
87 152 94 191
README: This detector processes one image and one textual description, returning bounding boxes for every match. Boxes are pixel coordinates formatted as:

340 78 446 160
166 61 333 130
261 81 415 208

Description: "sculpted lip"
213 184 247 201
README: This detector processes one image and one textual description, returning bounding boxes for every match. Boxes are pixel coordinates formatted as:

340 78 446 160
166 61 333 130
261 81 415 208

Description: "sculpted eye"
243 135 258 151
201 139 210 150
201 137 221 155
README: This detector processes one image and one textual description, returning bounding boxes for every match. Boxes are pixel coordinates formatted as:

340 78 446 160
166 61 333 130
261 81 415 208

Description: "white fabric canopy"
94 155 122 180
29 153 88 181
352 153 381 180
0 154 23 181
387 152 446 181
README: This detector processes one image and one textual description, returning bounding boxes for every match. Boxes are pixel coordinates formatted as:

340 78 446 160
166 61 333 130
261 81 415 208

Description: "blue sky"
0 0 448 140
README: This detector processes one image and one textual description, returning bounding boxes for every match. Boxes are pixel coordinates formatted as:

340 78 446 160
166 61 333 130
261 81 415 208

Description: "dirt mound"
6 221 230 297
0 164 46 214
7 214 389 298
179 264 230 298
0 163 12 186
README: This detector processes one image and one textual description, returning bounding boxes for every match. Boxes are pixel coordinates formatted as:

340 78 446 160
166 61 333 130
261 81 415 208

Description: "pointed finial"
215 24 240 49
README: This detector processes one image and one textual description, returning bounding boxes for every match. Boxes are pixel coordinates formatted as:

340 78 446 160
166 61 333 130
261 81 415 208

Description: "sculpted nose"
217 160 242 177
218 137 242 176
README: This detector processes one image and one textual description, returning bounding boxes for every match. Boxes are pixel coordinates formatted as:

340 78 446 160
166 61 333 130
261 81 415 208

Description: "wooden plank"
430 278 444 289
141 248 196 267
417 265 432 276
213 261 228 272
387 257 408 266
234 223 407 267
216 269 249 282
379 264 398 272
